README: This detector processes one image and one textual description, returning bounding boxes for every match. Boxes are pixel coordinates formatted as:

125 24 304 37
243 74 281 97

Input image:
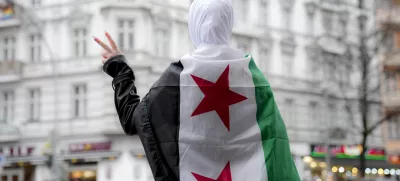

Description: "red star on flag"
190 65 247 131
192 162 232 181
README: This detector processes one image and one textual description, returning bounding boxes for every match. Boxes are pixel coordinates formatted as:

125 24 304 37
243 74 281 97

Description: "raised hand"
93 32 121 64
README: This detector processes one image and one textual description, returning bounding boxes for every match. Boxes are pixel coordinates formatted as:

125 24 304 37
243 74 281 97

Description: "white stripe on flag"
179 57 268 181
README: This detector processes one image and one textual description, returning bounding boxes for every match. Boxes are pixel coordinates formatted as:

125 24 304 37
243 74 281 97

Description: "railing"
383 50 400 69
21 51 171 78
382 89 400 108
376 4 400 25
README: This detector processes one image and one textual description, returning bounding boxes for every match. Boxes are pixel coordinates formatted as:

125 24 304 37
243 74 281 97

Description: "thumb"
102 50 109 59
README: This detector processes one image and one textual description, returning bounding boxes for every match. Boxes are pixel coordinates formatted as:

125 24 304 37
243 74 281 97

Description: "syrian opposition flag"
173 55 300 181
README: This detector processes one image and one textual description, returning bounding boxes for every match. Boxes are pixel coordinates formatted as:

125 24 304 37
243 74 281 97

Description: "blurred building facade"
0 0 395 181
377 0 400 174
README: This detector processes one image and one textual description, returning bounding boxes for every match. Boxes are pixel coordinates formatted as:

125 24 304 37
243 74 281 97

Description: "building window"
155 29 169 57
388 117 400 139
323 53 338 80
1 91 15 123
280 0 294 31
259 0 268 27
1 36 16 61
259 48 270 72
385 72 398 94
305 2 317 35
134 164 141 179
322 10 334 34
29 34 41 62
282 8 292 30
339 12 349 37
72 84 87 118
308 58 317 79
69 170 96 181
283 98 295 126
282 55 294 76
328 103 338 126
306 17 314 35
308 101 318 121
394 32 400 49
31 0 41 6
28 88 40 122
73 28 87 57
118 20 134 51
0 172 21 181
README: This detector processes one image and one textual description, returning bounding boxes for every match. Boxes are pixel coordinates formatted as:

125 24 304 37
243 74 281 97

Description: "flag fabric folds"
103 54 300 181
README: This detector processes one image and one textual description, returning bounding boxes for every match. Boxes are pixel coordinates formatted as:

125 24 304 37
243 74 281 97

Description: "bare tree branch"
324 58 364 134
365 114 392 135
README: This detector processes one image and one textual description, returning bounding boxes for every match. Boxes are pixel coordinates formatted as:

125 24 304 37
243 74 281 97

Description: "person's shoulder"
150 60 183 89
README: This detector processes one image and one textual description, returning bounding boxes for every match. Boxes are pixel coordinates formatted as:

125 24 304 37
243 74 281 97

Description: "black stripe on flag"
141 61 183 181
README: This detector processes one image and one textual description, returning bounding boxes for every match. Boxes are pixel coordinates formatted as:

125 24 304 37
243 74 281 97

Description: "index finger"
93 36 113 53
105 32 118 51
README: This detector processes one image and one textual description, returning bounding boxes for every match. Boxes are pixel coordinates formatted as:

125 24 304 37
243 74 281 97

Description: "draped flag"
176 55 300 181
105 54 301 181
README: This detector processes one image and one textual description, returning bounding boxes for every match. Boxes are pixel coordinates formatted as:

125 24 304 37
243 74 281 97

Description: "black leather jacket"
103 55 182 181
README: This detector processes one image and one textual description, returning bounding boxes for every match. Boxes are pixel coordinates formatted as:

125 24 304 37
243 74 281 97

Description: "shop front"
62 141 120 181
290 142 312 180
0 145 47 181
389 155 400 165
302 144 400 181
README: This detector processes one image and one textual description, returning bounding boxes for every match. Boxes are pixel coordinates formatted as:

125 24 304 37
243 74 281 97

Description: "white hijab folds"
183 0 245 61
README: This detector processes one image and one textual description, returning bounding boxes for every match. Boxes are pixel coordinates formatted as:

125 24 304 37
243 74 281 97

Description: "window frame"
117 19 135 52
1 35 16 61
27 88 41 122
29 33 41 62
154 28 170 57
72 27 88 58
72 84 87 118
1 91 15 123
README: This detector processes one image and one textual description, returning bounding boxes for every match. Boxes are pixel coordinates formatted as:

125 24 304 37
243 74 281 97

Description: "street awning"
3 156 47 166
131 148 146 159
58 151 121 162
313 157 400 169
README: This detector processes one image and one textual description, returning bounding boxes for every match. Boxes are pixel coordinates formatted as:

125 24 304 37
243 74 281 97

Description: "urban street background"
0 0 399 181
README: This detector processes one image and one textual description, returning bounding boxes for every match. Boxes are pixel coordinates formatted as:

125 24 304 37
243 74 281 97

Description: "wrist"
103 55 134 78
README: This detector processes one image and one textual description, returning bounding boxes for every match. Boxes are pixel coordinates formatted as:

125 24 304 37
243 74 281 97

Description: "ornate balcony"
0 60 23 83
383 51 400 71
0 1 21 28
0 123 20 142
376 0 400 28
382 90 400 113
381 71 400 113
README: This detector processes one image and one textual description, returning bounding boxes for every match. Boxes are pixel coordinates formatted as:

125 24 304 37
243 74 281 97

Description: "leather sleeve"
103 55 140 135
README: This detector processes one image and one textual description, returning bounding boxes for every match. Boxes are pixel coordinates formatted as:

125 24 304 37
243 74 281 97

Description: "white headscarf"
183 0 245 61
188 0 233 47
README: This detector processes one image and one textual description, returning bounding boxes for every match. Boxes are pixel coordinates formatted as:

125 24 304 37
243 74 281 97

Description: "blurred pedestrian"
94 0 300 181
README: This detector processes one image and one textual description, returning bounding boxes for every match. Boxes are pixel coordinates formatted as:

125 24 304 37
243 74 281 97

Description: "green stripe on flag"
248 57 301 181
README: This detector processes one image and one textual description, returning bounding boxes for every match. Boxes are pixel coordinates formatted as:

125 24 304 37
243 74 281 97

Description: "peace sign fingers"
93 32 121 64
93 36 113 53
105 32 119 51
